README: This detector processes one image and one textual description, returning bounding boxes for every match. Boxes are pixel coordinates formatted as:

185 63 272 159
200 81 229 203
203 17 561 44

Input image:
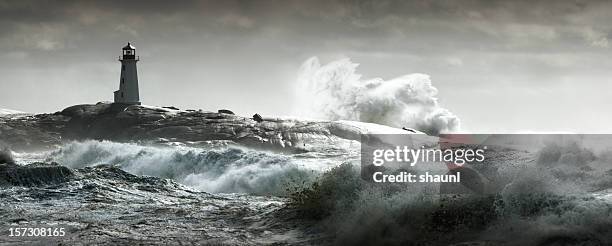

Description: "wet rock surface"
0 162 73 187
1 103 417 152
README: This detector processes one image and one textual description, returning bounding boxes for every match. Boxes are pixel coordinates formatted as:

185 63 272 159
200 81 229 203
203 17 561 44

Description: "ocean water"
4 137 612 245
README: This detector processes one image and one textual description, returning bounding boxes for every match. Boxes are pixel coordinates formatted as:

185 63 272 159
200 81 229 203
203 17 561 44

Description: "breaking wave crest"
285 140 612 245
288 162 612 245
295 57 460 135
49 140 320 195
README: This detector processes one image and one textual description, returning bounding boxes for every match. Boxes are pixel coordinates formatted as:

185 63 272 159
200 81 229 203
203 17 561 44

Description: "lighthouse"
114 42 141 105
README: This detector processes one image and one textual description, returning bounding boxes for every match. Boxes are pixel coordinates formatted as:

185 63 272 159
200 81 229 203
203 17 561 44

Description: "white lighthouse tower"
114 42 141 105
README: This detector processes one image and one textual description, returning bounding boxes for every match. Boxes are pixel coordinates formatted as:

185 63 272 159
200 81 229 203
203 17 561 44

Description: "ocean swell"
48 140 322 195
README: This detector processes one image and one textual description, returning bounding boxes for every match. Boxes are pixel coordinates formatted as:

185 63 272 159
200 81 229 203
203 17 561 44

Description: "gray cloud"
0 0 611 132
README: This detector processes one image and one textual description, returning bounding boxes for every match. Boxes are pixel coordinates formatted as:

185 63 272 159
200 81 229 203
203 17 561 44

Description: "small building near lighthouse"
114 42 141 105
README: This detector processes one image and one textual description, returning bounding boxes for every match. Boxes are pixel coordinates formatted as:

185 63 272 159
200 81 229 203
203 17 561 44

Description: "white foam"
48 140 331 195
294 57 460 135
0 108 24 116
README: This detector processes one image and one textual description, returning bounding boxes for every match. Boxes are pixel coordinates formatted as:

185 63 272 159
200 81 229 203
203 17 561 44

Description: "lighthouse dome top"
122 42 136 50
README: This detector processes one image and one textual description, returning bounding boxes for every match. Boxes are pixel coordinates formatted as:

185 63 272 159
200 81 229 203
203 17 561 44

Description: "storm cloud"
0 0 611 132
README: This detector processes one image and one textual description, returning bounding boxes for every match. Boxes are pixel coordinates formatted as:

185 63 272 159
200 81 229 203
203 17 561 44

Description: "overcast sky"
0 0 611 133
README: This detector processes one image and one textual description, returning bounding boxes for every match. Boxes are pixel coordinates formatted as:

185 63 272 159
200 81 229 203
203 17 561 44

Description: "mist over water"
295 57 460 135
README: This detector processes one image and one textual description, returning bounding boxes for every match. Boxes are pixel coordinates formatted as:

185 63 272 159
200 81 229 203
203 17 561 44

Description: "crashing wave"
287 147 612 245
295 57 460 135
47 140 333 195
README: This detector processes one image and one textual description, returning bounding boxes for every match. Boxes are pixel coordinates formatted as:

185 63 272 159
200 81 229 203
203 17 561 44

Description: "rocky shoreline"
0 102 422 152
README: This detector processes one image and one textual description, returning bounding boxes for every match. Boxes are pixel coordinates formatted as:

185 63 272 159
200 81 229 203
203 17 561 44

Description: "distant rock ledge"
0 102 425 152
0 162 74 186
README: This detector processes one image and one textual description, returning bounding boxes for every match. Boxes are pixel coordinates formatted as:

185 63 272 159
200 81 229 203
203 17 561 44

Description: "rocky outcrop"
218 109 234 115
0 113 67 151
252 113 263 123
0 162 74 186
0 102 425 152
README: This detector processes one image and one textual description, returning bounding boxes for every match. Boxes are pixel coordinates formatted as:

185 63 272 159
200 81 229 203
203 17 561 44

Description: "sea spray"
287 142 612 245
48 140 325 195
295 57 460 135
